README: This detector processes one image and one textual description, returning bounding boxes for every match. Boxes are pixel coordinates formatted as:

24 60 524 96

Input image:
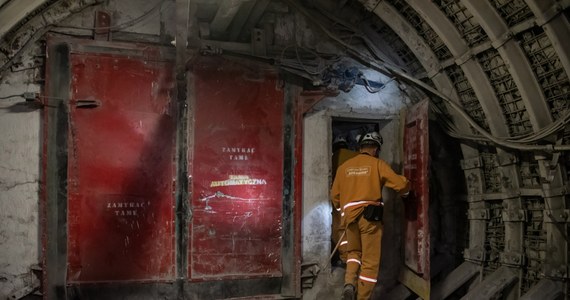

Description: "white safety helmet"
359 132 383 147
333 136 348 145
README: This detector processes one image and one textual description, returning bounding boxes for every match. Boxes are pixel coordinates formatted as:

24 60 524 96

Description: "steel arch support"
369 3 488 295
431 261 480 300
461 0 552 130
371 1 478 156
402 4 525 298
460 266 518 300
371 2 442 74
404 0 509 137
371 2 458 128
519 278 564 300
465 0 568 289
0 0 48 38
405 0 467 55
526 0 570 97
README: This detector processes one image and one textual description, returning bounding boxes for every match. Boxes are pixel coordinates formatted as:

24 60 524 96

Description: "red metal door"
401 99 430 298
189 60 284 280
66 47 175 282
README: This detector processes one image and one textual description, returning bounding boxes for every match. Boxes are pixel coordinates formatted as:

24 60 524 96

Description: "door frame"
43 38 301 299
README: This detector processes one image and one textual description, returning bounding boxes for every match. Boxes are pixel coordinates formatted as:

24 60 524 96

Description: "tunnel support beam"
519 278 564 300
461 0 552 130
403 2 525 297
523 13 570 282
526 0 570 80
210 0 245 38
431 261 480 300
462 0 569 294
44 41 71 300
404 0 508 136
536 155 568 281
368 2 487 294
460 266 518 300
174 0 191 297
369 1 479 159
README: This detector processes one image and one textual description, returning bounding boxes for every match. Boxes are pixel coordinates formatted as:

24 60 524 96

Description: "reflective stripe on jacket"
331 153 410 225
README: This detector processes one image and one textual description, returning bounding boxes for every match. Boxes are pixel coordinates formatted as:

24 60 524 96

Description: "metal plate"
402 99 430 285
67 51 175 282
189 60 284 280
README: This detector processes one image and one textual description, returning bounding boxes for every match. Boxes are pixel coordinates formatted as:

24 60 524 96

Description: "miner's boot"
342 284 355 300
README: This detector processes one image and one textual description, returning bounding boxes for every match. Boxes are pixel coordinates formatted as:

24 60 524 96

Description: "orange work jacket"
331 153 410 226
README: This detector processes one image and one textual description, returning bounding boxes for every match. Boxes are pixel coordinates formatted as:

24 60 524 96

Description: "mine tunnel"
0 0 569 299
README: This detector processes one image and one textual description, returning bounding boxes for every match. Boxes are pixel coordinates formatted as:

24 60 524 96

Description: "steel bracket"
360 0 382 11
491 31 512 50
502 209 527 222
427 66 443 79
500 252 525 266
454 49 472 66
252 28 267 56
545 264 569 279
461 156 482 170
543 186 568 198
467 193 509 202
94 10 112 41
544 209 570 223
464 247 486 263
497 152 518 166
468 208 490 220
519 188 544 197
467 194 484 202
536 3 564 27
502 190 521 199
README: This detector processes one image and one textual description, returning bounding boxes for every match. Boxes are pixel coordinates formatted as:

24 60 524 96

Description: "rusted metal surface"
189 58 284 280
43 39 71 299
66 47 176 282
94 10 111 41
402 99 430 298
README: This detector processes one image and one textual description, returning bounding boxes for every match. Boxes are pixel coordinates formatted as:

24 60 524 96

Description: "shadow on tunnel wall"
374 119 468 299
67 113 176 300
427 120 468 281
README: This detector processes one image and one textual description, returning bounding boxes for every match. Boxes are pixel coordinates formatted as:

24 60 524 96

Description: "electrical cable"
316 8 406 74
439 108 570 144
294 45 327 75
360 75 395 93
283 0 570 152
0 1 103 75
0 26 52 75
0 94 24 100
52 0 164 32
47 29 92 38
1 0 161 74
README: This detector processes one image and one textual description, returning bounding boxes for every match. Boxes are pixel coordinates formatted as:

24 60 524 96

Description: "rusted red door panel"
67 50 175 282
190 60 284 280
402 99 430 297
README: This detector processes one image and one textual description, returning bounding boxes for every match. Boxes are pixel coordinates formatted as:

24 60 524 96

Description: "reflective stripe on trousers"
344 215 383 300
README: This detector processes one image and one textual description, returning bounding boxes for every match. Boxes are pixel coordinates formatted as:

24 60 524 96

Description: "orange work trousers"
344 215 382 300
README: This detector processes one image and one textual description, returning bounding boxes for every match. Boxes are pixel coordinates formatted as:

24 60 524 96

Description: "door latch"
74 99 101 108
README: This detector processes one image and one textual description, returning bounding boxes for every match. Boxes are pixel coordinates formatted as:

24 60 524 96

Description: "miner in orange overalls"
331 131 410 300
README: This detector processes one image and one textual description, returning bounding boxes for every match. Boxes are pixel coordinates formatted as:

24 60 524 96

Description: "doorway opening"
329 118 395 267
